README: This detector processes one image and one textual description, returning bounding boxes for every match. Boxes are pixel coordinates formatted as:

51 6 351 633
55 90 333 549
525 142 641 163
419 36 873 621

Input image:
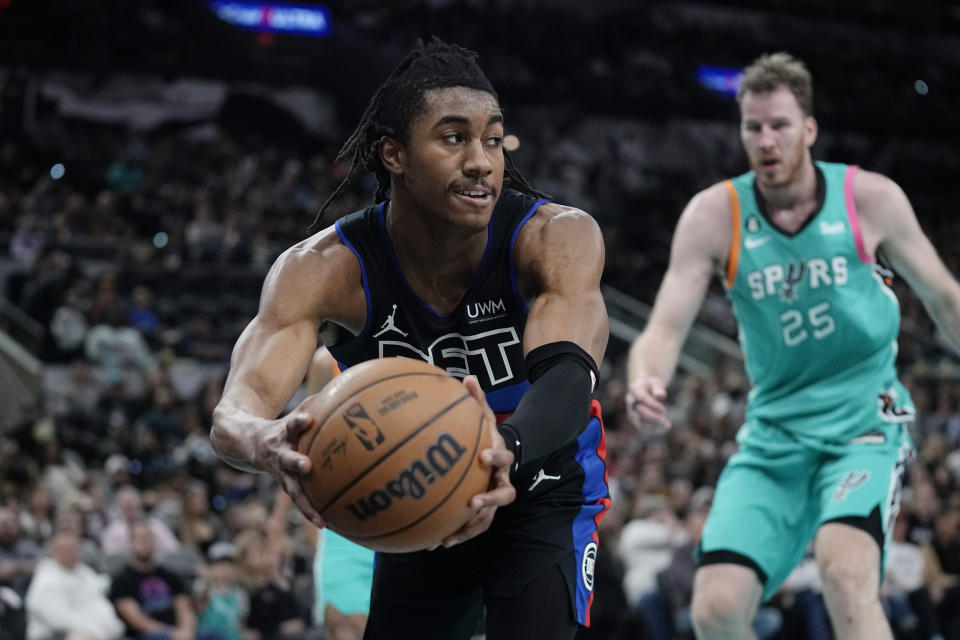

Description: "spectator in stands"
100 485 179 561
19 484 55 544
52 504 103 572
778 551 830 640
195 542 252 640
95 378 138 447
35 433 86 513
882 510 942 640
176 481 224 559
908 480 940 546
0 505 42 596
618 494 683 612
929 507 960 637
234 528 306 640
109 520 198 640
654 503 710 639
137 384 182 447
24 530 124 640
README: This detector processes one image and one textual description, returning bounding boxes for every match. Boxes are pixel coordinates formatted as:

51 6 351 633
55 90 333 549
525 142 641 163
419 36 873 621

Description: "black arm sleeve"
497 341 598 478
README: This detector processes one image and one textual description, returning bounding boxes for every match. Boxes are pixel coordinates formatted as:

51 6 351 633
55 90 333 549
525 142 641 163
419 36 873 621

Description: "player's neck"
757 160 819 232
384 201 488 313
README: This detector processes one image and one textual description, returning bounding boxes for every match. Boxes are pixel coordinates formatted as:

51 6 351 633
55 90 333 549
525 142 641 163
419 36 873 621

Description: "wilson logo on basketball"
346 433 468 522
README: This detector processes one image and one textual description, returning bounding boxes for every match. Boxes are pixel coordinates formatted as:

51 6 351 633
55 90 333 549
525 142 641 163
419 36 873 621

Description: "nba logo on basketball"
342 402 385 451
297 357 493 552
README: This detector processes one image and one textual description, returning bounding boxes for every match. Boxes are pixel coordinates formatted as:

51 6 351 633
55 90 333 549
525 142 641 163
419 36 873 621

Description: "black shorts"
363 404 610 640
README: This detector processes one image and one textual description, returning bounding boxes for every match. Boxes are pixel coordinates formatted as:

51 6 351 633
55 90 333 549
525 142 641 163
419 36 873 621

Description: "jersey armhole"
843 165 874 264
331 218 373 347
722 180 742 288
508 198 550 313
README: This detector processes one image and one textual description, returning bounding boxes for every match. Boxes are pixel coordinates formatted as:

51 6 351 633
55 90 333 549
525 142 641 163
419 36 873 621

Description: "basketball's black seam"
312 391 473 514
296 371 451 503
347 409 486 543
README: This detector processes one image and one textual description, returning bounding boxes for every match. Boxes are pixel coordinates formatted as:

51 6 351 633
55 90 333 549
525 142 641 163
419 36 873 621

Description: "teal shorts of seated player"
698 418 914 602
315 528 376 623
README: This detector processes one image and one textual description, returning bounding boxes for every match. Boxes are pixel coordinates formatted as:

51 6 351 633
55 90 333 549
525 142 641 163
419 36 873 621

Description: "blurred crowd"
3 7 960 637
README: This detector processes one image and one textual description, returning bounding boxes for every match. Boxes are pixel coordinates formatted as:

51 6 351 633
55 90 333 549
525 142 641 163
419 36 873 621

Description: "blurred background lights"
915 79 929 95
50 163 65 179
153 232 169 248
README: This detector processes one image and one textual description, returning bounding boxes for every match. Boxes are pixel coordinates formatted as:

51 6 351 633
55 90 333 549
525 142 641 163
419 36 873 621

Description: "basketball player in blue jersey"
210 39 610 640
626 52 960 640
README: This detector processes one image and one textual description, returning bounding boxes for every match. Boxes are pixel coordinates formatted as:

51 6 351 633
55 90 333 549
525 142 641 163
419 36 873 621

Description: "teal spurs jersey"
723 162 914 444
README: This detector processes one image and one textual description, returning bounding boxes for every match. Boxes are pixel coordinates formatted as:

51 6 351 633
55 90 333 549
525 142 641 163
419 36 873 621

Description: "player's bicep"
854 171 956 308
520 209 607 365
874 185 956 306
645 193 725 337
221 249 326 416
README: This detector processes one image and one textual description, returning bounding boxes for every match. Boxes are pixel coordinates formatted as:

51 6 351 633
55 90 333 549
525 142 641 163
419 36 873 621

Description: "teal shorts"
698 420 913 602
314 529 375 622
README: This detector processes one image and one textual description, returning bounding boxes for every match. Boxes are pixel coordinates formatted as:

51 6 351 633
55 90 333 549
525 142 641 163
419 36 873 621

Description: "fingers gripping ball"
297 357 492 552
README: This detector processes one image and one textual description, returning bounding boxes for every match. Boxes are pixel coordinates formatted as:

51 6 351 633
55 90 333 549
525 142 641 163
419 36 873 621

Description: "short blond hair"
738 52 814 116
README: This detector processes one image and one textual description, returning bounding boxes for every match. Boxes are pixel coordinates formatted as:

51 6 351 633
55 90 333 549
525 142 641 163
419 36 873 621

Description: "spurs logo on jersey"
747 256 848 301
780 261 806 303
379 327 521 388
833 470 870 503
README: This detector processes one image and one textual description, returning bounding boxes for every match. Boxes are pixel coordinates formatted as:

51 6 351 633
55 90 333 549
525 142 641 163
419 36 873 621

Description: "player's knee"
819 555 877 608
691 584 753 637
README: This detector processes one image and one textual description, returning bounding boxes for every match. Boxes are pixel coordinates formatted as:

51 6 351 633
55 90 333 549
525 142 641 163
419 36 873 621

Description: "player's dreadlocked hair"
308 37 548 233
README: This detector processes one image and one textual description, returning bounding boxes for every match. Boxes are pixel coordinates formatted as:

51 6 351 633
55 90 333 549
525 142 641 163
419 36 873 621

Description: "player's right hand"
625 375 671 432
439 376 516 549
251 411 327 529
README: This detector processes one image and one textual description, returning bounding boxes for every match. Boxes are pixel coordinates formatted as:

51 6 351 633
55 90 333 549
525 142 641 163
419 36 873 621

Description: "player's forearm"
211 391 277 473
627 324 684 385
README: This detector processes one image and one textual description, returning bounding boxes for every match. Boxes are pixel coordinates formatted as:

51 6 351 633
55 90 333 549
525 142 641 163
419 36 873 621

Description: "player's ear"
804 115 818 147
380 137 405 175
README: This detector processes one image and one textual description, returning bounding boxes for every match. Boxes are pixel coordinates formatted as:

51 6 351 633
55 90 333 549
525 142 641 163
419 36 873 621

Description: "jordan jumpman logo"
373 304 408 338
529 468 562 491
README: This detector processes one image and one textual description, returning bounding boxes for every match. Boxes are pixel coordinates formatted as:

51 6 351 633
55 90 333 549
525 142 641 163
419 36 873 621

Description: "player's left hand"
439 375 516 549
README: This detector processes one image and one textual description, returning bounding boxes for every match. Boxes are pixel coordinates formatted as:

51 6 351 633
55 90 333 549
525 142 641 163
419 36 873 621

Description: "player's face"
393 86 505 232
740 85 817 188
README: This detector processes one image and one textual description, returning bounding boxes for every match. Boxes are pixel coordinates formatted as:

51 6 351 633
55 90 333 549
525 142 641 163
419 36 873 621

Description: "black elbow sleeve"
497 341 598 477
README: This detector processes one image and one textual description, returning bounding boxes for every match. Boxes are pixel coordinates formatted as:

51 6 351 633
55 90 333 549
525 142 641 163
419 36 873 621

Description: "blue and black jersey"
328 188 540 417
327 188 610 629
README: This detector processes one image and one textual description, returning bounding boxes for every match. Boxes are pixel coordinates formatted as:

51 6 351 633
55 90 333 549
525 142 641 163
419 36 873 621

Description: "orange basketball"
296 357 492 553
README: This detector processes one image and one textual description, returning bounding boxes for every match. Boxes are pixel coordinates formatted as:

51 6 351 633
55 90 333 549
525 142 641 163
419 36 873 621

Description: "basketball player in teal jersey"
211 39 610 640
626 52 960 639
